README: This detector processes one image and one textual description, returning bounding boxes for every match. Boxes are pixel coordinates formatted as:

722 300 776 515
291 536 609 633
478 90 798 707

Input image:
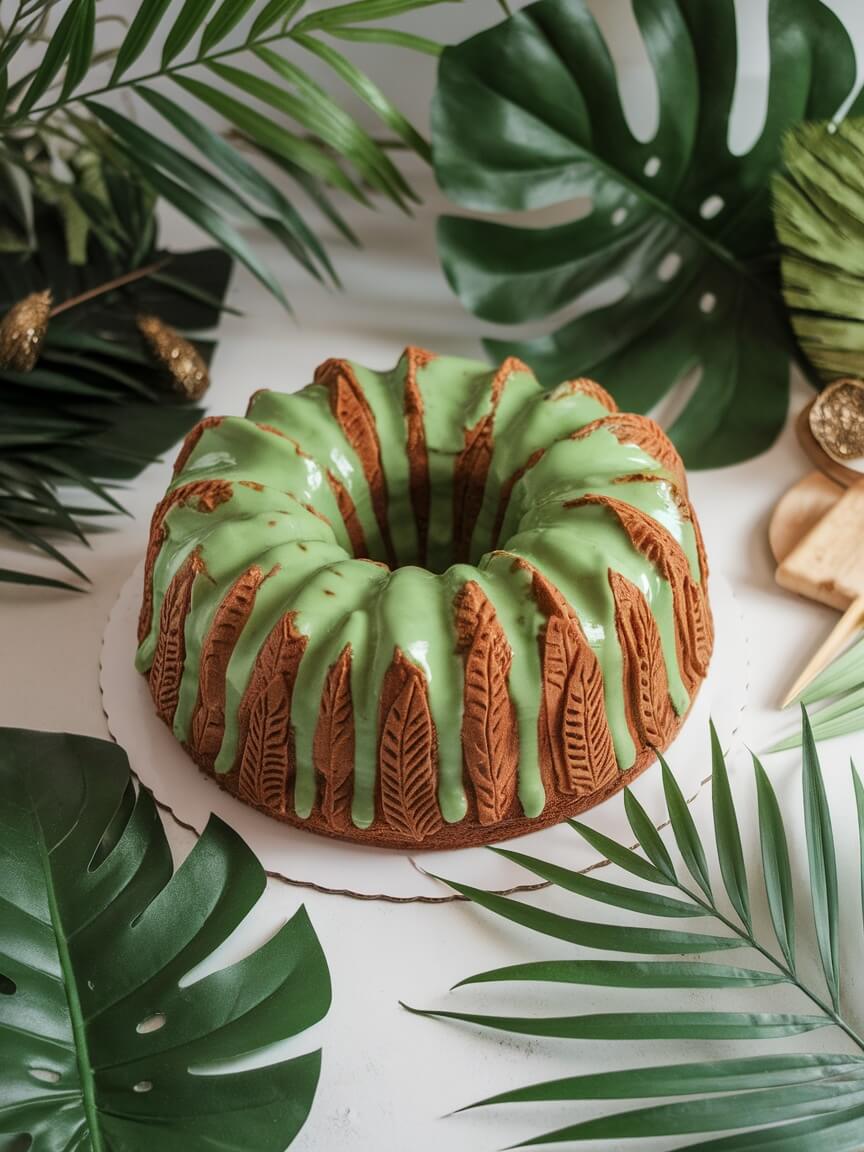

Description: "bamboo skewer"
781 595 864 707
775 476 864 706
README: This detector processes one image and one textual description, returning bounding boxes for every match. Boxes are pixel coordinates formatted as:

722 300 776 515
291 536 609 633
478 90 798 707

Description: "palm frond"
0 0 460 302
407 711 864 1150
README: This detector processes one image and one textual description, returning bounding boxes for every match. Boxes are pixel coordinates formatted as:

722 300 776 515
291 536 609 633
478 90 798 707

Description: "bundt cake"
136 348 712 849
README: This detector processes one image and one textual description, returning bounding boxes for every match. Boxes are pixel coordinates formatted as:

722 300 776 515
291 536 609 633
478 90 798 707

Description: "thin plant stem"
676 879 864 1053
0 0 25 57
496 0 513 13
48 257 171 317
21 27 299 120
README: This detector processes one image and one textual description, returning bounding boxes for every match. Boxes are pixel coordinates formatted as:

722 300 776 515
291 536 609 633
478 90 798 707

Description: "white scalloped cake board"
101 562 746 899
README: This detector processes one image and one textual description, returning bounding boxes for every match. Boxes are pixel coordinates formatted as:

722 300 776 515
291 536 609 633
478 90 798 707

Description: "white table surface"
3 164 864 1151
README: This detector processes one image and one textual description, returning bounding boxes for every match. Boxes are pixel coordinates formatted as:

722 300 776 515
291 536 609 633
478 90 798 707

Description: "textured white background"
4 3 864 1148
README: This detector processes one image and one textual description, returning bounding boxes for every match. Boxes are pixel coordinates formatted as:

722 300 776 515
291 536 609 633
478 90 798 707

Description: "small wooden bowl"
797 400 864 488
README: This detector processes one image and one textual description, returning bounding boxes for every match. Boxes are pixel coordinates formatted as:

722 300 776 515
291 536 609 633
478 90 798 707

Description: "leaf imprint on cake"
191 565 271 764
491 411 682 549
149 551 203 727
455 581 519 823
237 613 308 812
543 615 617 796
403 346 434 566
512 554 572 620
690 504 711 584
139 478 233 644
609 569 677 749
509 555 617 796
317 357 395 565
378 649 442 841
491 447 546 548
683 575 714 685
314 644 355 832
572 494 713 695
453 357 527 562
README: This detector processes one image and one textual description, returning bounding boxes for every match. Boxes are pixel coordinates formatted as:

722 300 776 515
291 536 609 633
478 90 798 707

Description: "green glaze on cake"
137 349 713 849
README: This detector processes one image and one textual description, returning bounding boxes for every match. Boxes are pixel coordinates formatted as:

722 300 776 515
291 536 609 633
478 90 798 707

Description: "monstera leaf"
0 728 330 1151
433 0 864 467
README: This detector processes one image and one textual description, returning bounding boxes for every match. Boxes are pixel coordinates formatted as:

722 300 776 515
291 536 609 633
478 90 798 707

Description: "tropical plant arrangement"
431 0 864 468
406 713 864 1150
0 0 460 589
0 182 232 590
0 0 456 300
0 726 331 1150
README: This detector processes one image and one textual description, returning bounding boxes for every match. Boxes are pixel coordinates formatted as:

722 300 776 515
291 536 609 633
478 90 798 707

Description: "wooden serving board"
768 471 843 564
776 477 864 611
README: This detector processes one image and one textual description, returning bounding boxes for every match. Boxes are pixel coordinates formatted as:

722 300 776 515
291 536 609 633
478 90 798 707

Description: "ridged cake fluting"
137 347 712 849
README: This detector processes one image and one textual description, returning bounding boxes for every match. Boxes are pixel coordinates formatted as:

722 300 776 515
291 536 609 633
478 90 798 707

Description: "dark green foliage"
0 727 331 1151
432 0 863 467
1 0 457 302
0 184 231 589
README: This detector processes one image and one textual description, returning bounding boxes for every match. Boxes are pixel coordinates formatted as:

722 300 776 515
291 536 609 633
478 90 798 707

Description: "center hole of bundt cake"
315 352 514 574
343 483 494 575
347 531 478 577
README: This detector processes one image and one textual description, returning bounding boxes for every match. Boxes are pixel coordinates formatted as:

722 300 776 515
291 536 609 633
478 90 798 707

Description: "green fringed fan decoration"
775 119 864 383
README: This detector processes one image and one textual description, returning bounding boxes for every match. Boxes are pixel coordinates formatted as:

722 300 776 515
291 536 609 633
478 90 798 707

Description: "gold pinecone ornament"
0 290 52 372
137 313 210 400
